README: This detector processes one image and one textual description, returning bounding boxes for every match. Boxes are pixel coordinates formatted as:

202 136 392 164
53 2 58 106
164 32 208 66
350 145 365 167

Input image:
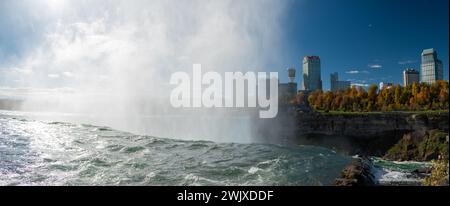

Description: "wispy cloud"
346 70 359 74
346 70 370 74
398 60 417 65
351 83 370 87
368 64 382 69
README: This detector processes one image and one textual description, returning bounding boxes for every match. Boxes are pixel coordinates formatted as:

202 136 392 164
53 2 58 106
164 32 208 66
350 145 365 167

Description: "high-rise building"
302 56 322 91
421 48 444 84
330 72 351 92
403 68 419 87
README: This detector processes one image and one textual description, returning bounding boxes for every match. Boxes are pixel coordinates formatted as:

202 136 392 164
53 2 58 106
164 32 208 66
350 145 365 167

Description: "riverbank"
292 111 449 186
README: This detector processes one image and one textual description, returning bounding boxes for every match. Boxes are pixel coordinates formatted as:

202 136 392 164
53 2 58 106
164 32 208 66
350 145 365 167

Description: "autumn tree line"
293 80 449 112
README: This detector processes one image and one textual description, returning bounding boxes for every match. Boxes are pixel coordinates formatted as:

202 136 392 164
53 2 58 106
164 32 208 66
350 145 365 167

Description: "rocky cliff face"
261 111 449 156
295 112 448 138
295 112 449 156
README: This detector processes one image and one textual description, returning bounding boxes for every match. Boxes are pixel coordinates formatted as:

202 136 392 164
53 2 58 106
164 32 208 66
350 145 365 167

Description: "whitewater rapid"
0 110 351 186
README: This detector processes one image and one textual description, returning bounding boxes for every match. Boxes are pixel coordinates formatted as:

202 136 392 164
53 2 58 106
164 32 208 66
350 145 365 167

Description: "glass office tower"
421 48 444 84
302 56 322 91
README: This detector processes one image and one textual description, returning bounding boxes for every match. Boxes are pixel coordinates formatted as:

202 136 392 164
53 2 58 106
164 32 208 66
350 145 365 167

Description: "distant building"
279 83 298 98
421 48 443 84
302 56 322 91
287 67 296 83
379 82 393 90
279 67 298 101
330 72 351 92
403 68 419 86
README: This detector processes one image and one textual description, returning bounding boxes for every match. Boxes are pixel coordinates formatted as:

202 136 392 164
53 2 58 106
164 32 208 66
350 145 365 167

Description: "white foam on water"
248 167 261 174
372 167 422 185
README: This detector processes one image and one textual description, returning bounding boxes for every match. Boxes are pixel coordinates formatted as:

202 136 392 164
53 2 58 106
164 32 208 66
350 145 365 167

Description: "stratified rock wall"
254 111 448 156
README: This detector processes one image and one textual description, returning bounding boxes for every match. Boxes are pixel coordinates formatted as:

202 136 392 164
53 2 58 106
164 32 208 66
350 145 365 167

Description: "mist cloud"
1 0 289 142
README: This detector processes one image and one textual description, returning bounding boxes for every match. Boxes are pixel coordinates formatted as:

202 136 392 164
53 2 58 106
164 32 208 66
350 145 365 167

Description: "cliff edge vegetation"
423 154 449 186
383 130 448 162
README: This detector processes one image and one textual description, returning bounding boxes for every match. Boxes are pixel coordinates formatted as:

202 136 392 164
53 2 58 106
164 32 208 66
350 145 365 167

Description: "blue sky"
276 0 449 89
0 0 448 91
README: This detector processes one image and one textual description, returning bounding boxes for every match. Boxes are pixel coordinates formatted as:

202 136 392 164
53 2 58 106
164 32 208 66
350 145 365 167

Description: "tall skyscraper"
330 72 351 92
403 68 419 87
421 48 444 84
302 56 322 91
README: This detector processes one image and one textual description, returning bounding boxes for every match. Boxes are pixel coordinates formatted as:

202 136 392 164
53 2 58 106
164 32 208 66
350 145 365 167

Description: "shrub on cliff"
423 154 449 186
384 130 448 161
383 131 422 161
418 131 448 160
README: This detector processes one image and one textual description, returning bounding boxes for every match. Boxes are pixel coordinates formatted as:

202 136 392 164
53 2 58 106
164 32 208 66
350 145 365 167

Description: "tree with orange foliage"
304 81 448 112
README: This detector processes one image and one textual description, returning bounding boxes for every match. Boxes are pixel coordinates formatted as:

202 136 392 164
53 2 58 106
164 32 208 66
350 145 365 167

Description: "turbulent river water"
0 110 429 186
0 110 354 186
